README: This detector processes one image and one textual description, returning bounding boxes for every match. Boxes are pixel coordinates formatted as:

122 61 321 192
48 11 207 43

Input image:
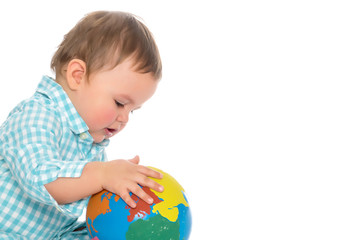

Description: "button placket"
78 132 92 160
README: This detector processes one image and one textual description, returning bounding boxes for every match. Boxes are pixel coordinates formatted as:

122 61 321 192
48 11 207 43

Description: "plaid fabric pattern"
0 76 109 239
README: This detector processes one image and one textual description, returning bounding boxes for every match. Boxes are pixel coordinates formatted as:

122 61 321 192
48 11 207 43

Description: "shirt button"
80 133 88 140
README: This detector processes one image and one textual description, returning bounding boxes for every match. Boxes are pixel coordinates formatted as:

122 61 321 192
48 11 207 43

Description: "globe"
86 167 192 240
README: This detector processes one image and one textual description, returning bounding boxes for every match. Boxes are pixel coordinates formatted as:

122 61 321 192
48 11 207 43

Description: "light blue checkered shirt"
0 76 109 239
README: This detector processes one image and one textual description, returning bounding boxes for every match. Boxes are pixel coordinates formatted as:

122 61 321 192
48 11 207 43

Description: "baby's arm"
44 156 163 208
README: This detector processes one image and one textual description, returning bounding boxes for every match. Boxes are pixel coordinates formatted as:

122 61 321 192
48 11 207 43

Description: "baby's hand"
100 156 163 208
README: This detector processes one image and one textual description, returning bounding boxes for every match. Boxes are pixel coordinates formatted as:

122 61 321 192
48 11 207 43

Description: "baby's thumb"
128 155 140 164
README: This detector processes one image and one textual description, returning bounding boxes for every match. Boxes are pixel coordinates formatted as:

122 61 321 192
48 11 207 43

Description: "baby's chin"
93 137 104 143
88 132 106 143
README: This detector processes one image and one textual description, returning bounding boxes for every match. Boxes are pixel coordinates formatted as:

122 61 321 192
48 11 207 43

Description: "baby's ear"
66 59 87 90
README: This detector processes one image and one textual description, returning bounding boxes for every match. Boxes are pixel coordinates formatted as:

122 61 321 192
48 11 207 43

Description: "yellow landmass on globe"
149 167 189 222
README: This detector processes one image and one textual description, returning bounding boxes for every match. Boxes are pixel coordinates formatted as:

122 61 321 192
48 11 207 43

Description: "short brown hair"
51 11 162 80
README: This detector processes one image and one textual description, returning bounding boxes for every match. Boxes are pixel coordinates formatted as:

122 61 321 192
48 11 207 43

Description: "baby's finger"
128 155 140 165
119 191 137 208
138 175 164 193
138 166 163 179
130 184 154 205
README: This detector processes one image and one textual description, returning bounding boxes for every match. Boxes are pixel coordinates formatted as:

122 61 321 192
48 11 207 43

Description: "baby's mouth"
105 128 117 137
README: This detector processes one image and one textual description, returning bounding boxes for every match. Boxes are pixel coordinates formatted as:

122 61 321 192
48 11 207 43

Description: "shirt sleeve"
0 101 96 217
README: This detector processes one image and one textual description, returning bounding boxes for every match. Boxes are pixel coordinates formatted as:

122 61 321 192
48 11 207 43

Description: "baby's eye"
115 100 125 107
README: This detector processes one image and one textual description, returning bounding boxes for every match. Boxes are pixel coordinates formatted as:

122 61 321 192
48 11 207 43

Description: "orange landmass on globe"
86 190 114 237
125 186 163 222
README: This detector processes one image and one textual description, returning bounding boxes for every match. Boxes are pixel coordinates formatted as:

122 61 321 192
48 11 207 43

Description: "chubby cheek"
87 107 117 129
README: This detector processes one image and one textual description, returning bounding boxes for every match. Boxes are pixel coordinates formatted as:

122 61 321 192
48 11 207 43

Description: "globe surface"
86 167 192 240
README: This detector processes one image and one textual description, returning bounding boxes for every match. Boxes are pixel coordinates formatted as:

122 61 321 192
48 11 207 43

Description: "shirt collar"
36 76 110 147
36 76 89 135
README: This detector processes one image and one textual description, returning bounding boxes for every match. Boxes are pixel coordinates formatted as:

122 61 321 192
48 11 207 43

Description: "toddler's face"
75 58 158 143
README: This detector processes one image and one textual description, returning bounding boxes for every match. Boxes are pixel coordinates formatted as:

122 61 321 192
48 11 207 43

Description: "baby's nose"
116 111 129 123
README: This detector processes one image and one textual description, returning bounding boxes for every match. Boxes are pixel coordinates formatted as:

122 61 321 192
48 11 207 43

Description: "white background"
1 0 360 239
